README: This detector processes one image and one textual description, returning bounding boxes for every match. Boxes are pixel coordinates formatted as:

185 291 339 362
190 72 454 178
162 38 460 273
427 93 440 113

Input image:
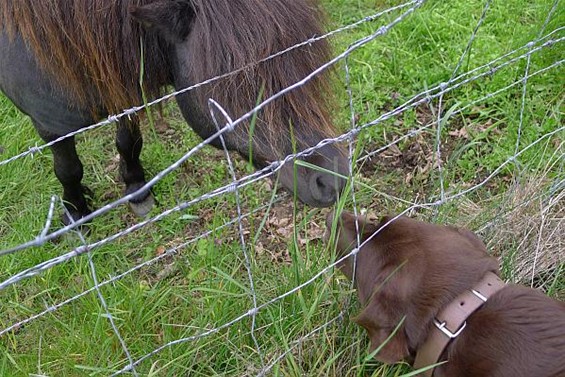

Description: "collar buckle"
414 272 506 377
433 319 466 339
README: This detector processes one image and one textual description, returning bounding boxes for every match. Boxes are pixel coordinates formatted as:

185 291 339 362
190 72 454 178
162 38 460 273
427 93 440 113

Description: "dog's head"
325 211 499 364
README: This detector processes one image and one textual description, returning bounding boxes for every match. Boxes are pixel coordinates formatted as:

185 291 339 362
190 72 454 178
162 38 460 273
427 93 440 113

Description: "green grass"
1 0 564 376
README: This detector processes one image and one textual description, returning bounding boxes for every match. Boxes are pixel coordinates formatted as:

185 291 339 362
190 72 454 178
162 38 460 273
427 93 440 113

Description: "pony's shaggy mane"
188 0 337 150
1 0 337 149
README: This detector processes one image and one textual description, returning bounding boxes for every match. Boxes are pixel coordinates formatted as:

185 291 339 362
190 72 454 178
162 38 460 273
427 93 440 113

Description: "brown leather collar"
413 271 506 376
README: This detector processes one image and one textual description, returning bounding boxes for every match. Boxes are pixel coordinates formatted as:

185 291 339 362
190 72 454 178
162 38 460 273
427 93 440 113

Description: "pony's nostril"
310 172 341 205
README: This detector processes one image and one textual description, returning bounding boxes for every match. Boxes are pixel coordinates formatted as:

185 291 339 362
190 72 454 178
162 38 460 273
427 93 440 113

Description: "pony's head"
131 0 347 207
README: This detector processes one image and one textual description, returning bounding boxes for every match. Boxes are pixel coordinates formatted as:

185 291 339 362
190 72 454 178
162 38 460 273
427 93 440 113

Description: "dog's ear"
353 291 410 363
338 214 423 363
351 263 415 363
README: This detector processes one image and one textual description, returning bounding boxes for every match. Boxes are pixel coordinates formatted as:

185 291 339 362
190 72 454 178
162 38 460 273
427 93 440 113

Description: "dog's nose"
323 210 335 244
325 210 336 229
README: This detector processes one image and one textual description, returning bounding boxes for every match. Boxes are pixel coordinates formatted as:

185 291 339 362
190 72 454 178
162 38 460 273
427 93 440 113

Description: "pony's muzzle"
308 169 345 207
277 144 347 207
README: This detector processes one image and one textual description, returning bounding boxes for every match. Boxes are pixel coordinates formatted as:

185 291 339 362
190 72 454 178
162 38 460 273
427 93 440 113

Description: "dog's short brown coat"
328 212 565 377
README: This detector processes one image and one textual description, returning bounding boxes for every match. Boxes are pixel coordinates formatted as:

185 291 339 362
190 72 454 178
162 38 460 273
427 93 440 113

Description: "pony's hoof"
129 194 155 217
60 211 91 237
62 209 90 226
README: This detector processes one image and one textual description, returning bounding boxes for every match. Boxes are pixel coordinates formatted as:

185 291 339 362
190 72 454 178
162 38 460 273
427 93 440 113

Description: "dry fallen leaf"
156 245 166 257
448 127 469 139
381 143 403 158
276 225 293 238
405 171 414 184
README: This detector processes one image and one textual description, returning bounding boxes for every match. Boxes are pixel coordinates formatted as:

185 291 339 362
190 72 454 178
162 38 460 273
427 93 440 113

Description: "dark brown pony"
0 0 347 224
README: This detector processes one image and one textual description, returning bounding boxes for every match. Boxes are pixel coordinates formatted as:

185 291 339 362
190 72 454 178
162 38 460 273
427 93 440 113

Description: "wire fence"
0 0 563 375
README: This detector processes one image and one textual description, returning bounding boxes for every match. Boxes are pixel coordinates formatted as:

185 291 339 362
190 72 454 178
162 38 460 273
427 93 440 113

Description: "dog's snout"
325 210 336 229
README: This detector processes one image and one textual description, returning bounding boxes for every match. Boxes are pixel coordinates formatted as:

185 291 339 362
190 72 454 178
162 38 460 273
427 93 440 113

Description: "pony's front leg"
37 127 92 226
116 118 154 217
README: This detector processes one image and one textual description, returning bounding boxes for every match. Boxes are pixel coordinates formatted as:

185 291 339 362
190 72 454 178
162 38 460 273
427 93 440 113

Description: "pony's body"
0 31 153 221
0 0 346 223
0 34 102 135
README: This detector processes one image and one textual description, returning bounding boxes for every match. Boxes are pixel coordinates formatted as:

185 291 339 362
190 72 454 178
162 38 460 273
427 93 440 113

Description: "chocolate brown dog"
326 211 565 377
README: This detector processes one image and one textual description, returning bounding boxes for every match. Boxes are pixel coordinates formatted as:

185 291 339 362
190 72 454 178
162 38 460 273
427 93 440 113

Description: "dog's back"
439 285 565 377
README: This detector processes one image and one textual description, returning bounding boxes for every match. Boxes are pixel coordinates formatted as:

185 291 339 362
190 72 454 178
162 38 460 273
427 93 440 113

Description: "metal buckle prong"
471 289 487 302
433 319 467 339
